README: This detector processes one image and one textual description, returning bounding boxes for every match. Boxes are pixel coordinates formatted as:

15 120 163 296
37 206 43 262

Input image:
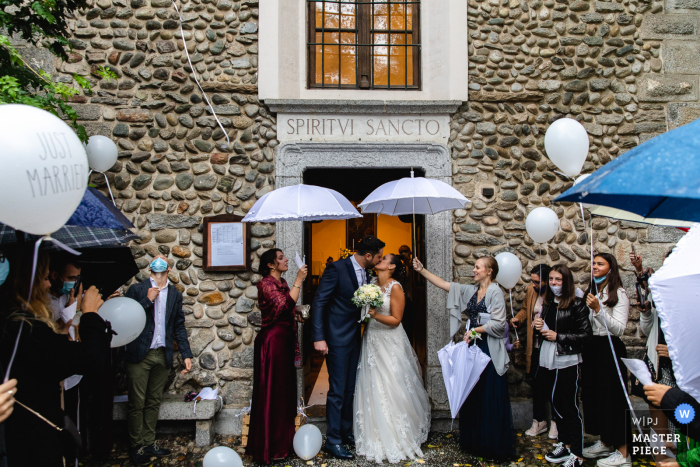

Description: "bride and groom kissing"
311 236 431 464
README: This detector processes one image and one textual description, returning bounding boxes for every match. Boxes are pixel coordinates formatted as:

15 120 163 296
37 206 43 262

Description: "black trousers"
325 341 361 445
63 383 82 466
541 365 584 458
530 347 554 423
582 336 632 447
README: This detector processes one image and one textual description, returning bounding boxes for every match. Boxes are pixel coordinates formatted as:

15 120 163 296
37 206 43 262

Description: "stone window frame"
306 0 422 90
275 141 453 408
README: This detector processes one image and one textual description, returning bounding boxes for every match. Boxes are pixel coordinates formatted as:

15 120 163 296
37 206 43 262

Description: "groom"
311 236 385 459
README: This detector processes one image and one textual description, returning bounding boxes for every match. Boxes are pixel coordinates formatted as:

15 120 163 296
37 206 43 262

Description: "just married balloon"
0 104 89 235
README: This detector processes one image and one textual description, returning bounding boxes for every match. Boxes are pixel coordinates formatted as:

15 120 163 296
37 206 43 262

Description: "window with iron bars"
307 0 421 90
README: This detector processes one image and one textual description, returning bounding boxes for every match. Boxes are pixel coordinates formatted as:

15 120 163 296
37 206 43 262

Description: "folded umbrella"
556 118 700 222
649 223 700 403
67 187 134 230
77 246 140 297
0 224 139 249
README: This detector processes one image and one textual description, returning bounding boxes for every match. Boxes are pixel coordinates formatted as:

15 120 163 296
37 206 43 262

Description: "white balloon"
86 135 118 172
544 118 589 177
293 424 323 460
573 174 596 209
202 446 243 467
495 252 523 289
97 297 147 348
526 207 560 244
0 104 89 235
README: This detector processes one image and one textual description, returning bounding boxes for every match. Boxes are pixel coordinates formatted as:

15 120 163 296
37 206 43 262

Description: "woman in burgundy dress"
246 248 308 464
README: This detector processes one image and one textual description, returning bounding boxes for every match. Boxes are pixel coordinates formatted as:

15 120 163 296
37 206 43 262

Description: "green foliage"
0 0 113 142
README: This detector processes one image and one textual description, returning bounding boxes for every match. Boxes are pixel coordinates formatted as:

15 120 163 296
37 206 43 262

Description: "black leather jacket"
537 297 593 356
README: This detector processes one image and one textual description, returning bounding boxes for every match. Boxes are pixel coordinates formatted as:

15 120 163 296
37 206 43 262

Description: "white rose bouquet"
351 284 384 323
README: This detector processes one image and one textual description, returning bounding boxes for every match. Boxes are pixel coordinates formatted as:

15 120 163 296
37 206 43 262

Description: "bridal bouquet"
351 284 384 323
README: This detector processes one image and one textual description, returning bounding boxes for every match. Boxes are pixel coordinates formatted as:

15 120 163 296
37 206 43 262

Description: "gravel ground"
80 429 657 467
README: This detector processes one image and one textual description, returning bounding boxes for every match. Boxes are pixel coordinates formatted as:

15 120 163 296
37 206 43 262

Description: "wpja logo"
631 415 681 456
675 404 695 424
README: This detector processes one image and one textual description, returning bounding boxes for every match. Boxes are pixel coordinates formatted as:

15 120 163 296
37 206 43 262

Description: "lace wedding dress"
353 280 431 464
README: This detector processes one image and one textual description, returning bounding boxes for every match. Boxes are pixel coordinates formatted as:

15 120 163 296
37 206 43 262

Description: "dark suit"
123 279 193 448
311 257 365 445
124 280 192 367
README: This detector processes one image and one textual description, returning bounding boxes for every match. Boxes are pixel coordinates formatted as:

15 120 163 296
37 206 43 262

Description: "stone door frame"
275 141 453 408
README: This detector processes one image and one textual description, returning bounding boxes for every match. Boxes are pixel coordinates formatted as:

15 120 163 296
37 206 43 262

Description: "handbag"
15 400 82 453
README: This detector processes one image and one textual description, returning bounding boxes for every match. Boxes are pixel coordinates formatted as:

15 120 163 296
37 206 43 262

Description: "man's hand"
147 287 160 302
0 379 17 423
181 358 192 374
644 383 672 406
314 340 329 355
656 344 670 358
107 290 121 300
67 283 81 307
630 252 643 272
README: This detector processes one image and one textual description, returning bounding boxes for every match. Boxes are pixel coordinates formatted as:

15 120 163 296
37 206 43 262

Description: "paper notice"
295 252 305 269
622 358 654 386
210 223 244 267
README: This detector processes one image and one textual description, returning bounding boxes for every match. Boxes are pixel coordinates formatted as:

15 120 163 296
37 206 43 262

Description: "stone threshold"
263 99 463 114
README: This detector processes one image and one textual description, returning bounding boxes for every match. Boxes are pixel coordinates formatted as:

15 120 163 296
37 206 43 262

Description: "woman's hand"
644 383 672 406
412 258 423 272
533 317 544 331
0 379 17 423
630 252 643 272
541 330 557 342
296 265 308 283
656 344 669 358
368 308 377 319
586 293 601 313
81 286 104 314
60 319 73 338
513 340 522 349
510 317 520 327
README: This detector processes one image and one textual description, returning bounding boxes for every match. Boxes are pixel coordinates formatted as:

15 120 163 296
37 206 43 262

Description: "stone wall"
15 0 696 411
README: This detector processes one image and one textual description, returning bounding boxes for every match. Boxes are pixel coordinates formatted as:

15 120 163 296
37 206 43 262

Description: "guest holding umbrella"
581 253 632 467
511 263 557 439
413 256 516 462
246 249 308 464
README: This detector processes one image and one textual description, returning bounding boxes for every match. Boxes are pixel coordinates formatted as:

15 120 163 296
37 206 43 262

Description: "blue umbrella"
556 118 700 222
67 187 134 230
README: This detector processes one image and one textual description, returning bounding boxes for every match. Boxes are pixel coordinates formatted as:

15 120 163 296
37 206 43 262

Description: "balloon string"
509 289 518 340
170 0 230 149
103 173 116 206
3 321 23 383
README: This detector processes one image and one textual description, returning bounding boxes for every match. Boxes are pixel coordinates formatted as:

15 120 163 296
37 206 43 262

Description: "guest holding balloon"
123 255 193 466
534 265 592 467
0 246 112 467
247 249 308 464
581 253 632 467
413 256 516 462
511 264 558 439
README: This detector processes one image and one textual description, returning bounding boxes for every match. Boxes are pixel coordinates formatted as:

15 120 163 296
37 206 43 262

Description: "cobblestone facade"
11 0 696 408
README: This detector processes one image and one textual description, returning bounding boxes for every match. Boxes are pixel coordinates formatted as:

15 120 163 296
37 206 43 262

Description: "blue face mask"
59 281 76 295
0 259 9 287
594 274 608 285
150 258 169 273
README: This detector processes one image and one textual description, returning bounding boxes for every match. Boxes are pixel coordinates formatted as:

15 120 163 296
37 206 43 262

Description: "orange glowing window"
307 0 421 90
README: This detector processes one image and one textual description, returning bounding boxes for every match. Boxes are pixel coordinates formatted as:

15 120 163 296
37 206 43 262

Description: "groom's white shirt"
350 255 366 286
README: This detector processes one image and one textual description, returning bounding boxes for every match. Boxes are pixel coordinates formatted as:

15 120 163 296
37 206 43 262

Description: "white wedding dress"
353 280 431 464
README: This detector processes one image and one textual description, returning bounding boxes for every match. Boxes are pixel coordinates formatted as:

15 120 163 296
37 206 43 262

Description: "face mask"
150 258 168 273
0 259 9 287
59 281 76 295
550 285 563 297
594 274 608 285
533 285 546 294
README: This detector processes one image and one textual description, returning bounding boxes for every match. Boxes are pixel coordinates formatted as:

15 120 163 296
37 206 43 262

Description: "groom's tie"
363 269 368 285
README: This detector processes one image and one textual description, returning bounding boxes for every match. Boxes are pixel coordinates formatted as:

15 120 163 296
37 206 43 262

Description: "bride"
354 253 431 464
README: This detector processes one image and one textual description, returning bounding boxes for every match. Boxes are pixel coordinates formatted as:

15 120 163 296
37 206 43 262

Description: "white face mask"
550 285 563 297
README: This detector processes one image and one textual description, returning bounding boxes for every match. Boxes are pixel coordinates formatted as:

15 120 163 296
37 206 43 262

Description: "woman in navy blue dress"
413 256 516 462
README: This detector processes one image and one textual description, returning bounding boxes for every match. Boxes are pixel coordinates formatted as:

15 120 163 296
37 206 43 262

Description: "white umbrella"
649 223 700 402
438 335 491 420
358 170 469 249
241 184 362 223
588 205 694 229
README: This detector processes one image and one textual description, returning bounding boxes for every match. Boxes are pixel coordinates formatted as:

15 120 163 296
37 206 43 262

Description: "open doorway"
300 168 428 416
